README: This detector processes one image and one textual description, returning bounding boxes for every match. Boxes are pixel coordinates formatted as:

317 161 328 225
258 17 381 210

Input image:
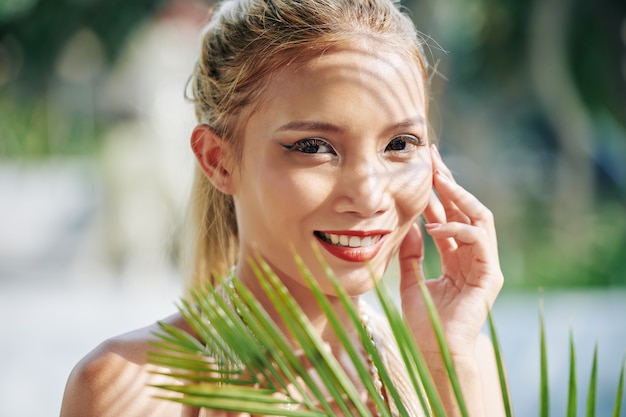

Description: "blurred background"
0 0 624 415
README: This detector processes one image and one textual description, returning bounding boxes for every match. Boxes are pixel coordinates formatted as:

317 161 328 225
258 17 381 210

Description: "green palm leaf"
567 329 577 417
416 276 470 417
613 355 625 417
586 343 598 417
148 253 473 416
294 253 397 417
372 270 442 417
539 297 550 417
487 308 513 417
147 255 620 417
251 257 373 416
152 385 324 417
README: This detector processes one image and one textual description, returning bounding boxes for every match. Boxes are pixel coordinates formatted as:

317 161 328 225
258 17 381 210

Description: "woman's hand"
398 145 505 416
399 144 504 360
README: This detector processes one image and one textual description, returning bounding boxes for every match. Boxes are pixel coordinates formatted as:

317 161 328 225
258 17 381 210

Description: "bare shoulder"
60 313 199 417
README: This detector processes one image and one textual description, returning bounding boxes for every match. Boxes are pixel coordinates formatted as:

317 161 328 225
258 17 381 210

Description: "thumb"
399 222 425 294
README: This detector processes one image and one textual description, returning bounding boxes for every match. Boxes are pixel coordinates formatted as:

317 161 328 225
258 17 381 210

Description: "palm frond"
251 257 373 416
586 343 598 417
567 329 577 417
613 354 625 417
294 252 397 417
148 252 469 416
372 269 441 417
152 385 324 417
416 276 470 417
147 255 622 417
486 308 513 417
539 296 550 417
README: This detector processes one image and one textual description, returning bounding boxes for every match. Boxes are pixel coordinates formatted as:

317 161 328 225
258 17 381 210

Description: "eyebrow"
382 116 427 135
276 120 345 133
275 116 426 135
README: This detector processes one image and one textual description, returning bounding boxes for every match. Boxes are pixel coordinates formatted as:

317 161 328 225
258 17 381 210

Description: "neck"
234 263 361 353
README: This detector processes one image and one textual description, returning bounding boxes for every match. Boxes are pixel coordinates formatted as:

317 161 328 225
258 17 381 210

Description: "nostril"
331 162 393 217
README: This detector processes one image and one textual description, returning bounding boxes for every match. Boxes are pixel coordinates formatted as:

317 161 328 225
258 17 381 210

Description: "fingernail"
425 223 442 230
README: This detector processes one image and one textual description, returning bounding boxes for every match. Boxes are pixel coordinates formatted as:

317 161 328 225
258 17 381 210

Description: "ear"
191 124 236 194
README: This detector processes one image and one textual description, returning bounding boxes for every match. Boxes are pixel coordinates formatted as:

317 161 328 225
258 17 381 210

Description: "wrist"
420 346 479 373
425 354 481 382
423 352 485 417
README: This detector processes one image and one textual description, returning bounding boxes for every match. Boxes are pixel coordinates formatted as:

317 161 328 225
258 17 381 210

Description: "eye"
281 138 336 154
385 134 424 152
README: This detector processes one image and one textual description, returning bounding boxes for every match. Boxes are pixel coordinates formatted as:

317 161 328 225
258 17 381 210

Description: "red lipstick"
314 230 388 263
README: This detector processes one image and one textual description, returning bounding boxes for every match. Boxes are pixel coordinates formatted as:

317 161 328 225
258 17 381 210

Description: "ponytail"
182 166 238 293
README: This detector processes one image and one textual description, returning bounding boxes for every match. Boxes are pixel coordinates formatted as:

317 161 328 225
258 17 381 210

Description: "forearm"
426 355 487 417
423 334 507 417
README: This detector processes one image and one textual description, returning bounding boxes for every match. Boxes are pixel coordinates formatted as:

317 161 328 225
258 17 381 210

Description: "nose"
332 158 392 218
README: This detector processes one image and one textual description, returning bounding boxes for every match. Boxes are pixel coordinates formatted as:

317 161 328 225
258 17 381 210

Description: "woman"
61 0 505 416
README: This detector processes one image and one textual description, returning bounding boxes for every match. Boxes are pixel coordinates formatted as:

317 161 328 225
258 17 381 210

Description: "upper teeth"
321 232 382 248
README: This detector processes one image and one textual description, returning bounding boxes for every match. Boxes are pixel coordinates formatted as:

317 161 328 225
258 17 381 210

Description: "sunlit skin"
60 40 505 417
200 41 505 415
230 44 432 299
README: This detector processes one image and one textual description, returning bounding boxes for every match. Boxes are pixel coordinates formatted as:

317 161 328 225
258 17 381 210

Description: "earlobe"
190 124 235 194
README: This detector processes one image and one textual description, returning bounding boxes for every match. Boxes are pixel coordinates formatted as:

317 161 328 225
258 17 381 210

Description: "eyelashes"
385 134 424 152
281 134 424 155
280 138 336 154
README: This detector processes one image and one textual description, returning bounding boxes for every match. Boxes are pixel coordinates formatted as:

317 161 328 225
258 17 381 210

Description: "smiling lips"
314 230 389 262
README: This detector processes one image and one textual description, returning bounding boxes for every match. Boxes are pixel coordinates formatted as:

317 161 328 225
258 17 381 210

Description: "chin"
328 265 385 297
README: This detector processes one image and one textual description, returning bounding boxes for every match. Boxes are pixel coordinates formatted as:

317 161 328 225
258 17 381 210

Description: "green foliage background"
1 0 625 288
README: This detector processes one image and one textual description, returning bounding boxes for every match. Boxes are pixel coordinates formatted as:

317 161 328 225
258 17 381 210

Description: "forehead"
249 42 427 132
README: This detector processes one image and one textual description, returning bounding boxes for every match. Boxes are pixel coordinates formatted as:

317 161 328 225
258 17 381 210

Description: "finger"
428 222 502 295
398 223 426 293
431 145 457 183
426 145 462 223
423 188 446 224
433 171 470 223
431 146 470 224
434 171 495 232
425 222 498 263
427 222 503 306
423 190 458 252
431 146 489 224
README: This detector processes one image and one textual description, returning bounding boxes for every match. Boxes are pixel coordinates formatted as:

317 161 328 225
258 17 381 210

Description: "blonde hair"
184 0 430 290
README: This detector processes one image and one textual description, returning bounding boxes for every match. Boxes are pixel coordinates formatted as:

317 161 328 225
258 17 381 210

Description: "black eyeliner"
396 134 425 146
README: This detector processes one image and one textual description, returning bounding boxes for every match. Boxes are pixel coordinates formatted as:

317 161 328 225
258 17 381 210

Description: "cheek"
393 161 433 219
260 166 334 222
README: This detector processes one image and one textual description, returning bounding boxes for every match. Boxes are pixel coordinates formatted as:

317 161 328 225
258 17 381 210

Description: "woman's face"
231 43 432 296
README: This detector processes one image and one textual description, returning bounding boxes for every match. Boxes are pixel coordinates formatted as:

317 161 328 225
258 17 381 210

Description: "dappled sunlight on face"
232 41 432 297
